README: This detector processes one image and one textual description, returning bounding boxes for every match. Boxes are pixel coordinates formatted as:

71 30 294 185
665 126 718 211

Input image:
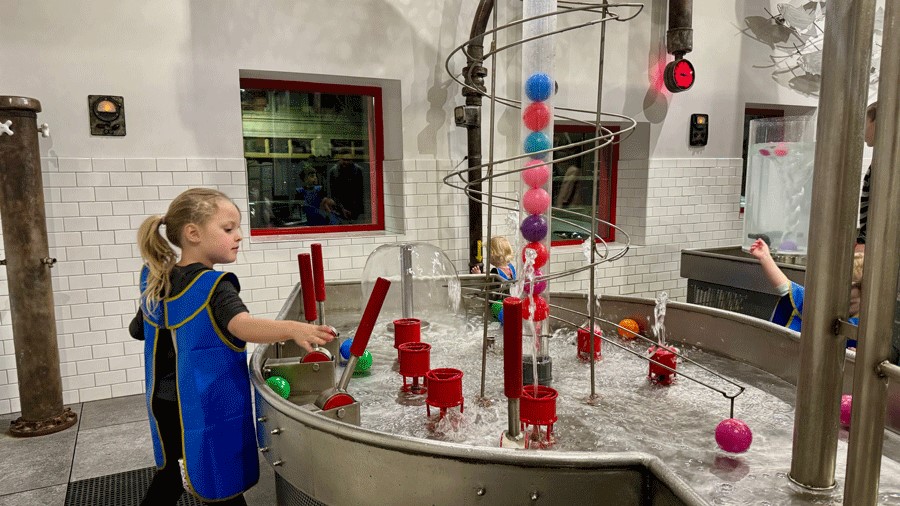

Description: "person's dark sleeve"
857 167 870 244
129 309 145 341
210 277 249 347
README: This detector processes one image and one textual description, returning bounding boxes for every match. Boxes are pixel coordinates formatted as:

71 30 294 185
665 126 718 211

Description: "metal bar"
400 244 414 319
844 0 900 500
790 0 876 490
508 398 521 437
881 361 900 384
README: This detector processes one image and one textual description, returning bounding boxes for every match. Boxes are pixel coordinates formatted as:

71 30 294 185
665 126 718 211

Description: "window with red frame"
240 78 384 236
551 124 619 245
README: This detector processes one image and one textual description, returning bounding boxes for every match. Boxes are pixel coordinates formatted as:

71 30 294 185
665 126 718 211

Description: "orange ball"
617 318 641 339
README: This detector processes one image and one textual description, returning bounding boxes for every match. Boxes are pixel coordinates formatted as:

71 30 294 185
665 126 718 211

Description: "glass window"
551 124 619 245
240 78 385 235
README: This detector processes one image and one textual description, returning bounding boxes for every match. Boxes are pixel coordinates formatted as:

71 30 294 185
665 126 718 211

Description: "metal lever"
39 123 50 138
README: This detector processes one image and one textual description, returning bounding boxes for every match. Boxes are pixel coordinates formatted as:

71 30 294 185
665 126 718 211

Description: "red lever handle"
503 297 523 399
311 243 326 302
298 253 317 322
350 277 391 357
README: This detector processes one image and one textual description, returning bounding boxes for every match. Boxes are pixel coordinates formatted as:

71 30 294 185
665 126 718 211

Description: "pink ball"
523 188 551 215
774 142 789 157
840 394 852 427
523 102 551 131
715 418 753 453
524 268 547 296
521 242 549 269
522 160 550 188
758 148 771 156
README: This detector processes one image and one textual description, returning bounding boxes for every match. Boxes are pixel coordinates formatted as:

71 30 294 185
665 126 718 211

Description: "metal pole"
789 0 876 489
400 244 414 319
0 96 77 437
844 1 900 500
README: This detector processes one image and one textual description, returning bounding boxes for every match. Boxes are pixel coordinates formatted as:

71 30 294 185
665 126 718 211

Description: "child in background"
130 188 335 505
470 236 517 281
749 238 863 344
297 166 340 226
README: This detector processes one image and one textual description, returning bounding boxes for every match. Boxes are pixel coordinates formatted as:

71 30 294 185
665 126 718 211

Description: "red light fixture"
664 58 695 93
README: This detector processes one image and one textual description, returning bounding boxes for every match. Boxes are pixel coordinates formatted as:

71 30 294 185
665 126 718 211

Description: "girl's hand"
288 322 337 352
749 238 770 260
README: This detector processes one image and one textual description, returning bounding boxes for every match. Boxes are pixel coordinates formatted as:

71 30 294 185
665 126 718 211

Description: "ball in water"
522 102 551 131
340 339 353 360
355 350 373 373
524 72 553 102
840 394 853 427
523 132 551 157
617 318 641 339
523 188 551 215
266 376 291 400
522 160 550 188
497 308 505 326
715 418 753 453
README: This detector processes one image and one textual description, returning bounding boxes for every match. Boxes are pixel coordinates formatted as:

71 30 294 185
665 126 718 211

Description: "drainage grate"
274 472 327 506
65 466 202 506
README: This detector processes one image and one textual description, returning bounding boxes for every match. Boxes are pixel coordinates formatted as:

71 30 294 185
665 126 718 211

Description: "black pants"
142 398 248 506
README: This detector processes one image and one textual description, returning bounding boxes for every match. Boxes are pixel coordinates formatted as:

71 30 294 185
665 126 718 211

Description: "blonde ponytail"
138 215 176 314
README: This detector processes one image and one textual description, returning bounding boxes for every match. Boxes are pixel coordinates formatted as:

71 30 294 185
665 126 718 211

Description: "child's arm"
228 313 335 352
749 238 790 292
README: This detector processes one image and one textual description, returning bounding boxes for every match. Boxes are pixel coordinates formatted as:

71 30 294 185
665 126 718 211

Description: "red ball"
521 295 549 321
840 394 852 427
521 242 549 269
523 102 551 132
715 418 753 453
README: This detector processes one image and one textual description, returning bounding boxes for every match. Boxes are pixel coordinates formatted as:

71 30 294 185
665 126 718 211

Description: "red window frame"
551 123 619 246
240 78 385 236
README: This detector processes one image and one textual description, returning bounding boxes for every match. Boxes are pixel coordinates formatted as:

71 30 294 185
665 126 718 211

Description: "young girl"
470 236 517 281
129 188 334 505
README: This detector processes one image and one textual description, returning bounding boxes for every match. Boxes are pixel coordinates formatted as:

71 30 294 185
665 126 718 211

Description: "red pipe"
350 277 391 357
298 253 317 322
311 243 326 302
503 297 523 399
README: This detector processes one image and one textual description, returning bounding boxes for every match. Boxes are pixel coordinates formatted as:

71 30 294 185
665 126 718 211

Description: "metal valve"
39 123 50 138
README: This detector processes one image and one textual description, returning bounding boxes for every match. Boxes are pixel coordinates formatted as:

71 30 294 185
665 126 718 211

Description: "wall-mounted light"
88 95 126 136
689 113 708 146
664 58 695 93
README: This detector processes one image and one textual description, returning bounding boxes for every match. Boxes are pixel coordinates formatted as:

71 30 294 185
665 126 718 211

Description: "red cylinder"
425 368 464 410
298 253 317 322
398 342 431 377
577 326 602 361
393 318 421 349
503 297 523 399
311 243 326 302
520 385 558 426
350 277 391 357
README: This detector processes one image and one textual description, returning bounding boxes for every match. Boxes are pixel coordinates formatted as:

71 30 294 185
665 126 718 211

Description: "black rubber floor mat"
65 466 202 506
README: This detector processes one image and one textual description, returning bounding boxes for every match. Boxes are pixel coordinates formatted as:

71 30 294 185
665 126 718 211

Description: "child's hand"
288 322 337 352
470 264 483 274
749 238 771 260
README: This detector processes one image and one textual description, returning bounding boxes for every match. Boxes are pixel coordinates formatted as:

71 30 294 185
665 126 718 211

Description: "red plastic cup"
398 342 431 394
648 346 678 386
577 326 603 362
393 318 421 349
520 384 558 426
425 368 464 418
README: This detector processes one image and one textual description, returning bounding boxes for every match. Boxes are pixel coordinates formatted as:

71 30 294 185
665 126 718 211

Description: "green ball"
355 350 373 373
491 301 503 319
266 375 290 399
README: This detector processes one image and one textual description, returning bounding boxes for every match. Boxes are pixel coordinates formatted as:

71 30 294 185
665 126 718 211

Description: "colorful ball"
266 375 291 400
523 188 551 215
340 339 353 360
618 318 641 339
355 350 373 373
758 148 771 157
523 268 547 296
522 295 550 322
840 394 853 427
522 242 549 269
524 132 551 158
522 159 550 188
497 308 504 326
525 73 553 102
715 419 753 453
774 143 789 157
779 240 798 251
523 102 551 131
521 214 548 242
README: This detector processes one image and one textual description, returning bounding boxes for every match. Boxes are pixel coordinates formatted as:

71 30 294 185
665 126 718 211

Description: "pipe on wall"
666 0 692 58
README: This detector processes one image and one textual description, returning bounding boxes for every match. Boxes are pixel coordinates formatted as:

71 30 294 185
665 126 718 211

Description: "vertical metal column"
789 0 876 488
844 0 900 501
400 244 414 319
0 96 77 436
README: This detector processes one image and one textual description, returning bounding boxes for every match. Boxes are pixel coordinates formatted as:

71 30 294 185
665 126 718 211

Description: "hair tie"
160 216 167 226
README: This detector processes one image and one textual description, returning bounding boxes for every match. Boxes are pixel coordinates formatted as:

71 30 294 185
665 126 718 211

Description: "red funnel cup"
425 368 464 418
398 342 430 394
577 326 603 362
393 318 421 349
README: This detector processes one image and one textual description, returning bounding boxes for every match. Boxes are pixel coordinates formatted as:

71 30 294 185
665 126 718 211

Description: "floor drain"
65 466 202 506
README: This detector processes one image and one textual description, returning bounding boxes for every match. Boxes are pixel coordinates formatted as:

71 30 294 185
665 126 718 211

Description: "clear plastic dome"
361 242 462 325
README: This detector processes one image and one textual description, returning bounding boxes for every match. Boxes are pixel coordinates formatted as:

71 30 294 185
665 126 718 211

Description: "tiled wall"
0 156 742 414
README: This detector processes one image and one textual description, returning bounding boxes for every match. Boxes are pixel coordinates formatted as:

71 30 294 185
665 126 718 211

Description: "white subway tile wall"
0 156 742 413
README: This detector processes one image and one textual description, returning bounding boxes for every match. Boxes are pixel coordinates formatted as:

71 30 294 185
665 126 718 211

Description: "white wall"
0 0 823 413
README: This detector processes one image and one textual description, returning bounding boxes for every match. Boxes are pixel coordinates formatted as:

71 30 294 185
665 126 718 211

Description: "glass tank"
361 242 463 325
742 117 817 256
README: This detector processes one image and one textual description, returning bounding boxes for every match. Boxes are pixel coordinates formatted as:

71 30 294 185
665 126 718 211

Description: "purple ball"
520 214 548 242
715 418 753 453
779 240 798 251
840 394 852 427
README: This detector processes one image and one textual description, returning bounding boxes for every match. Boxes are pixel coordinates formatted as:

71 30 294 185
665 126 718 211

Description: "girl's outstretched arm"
228 313 335 352
749 238 790 292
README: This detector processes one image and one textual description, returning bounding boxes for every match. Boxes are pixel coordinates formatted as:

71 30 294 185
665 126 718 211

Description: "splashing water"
447 277 461 313
520 248 539 387
581 239 592 262
653 291 669 347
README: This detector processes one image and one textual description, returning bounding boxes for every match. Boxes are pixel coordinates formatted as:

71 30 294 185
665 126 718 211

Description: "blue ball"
525 73 553 102
524 132 551 158
340 339 353 360
498 308 505 326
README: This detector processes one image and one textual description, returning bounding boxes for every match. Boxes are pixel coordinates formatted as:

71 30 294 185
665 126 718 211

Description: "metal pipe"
666 0 692 58
400 244 414 319
882 361 900 384
507 398 521 437
789 0 876 489
0 96 77 437
844 1 900 500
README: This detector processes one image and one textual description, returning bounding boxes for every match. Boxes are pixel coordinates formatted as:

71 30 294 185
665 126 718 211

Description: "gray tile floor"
0 395 276 505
